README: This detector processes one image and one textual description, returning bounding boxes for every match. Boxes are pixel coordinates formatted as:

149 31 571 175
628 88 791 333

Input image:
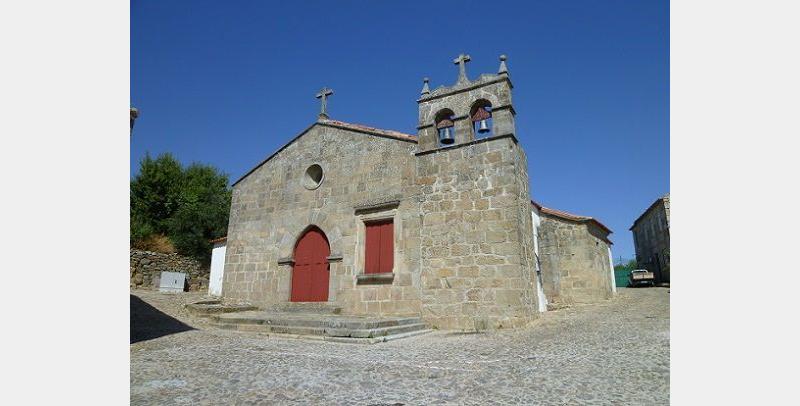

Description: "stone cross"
453 54 471 83
316 87 334 119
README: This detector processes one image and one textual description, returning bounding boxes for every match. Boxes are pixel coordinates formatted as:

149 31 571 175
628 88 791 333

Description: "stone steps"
212 321 430 341
327 322 428 338
213 311 419 329
265 302 342 314
323 328 434 344
185 302 259 317
210 311 430 343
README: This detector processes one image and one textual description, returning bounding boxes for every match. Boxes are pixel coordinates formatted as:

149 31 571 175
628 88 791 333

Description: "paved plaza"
131 288 669 405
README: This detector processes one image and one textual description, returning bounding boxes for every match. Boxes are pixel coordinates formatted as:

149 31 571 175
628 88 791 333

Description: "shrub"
130 152 230 263
132 234 176 254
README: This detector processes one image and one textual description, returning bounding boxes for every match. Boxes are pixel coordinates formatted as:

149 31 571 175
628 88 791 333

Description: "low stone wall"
130 249 209 292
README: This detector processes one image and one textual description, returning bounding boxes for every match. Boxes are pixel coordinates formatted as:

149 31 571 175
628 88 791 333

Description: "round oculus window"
303 164 324 190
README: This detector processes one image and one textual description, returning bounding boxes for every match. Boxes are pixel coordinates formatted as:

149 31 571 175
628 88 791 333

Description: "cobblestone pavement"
131 288 669 405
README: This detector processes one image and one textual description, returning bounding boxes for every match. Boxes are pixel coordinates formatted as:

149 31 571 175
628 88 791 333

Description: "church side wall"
537 217 561 303
223 126 421 315
586 223 614 297
511 145 540 316
538 216 613 305
414 135 538 330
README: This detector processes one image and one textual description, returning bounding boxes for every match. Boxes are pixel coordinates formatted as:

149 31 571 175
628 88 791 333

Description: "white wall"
531 207 548 312
209 242 226 297
608 246 617 293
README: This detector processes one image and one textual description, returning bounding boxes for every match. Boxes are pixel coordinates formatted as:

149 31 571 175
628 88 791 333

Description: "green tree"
130 153 231 263
167 163 232 261
614 258 638 272
130 153 183 238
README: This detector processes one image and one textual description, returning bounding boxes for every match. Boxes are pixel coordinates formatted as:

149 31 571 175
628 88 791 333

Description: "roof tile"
319 119 417 142
532 200 613 235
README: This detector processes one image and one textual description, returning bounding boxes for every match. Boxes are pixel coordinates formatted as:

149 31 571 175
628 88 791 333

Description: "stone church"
221 55 615 330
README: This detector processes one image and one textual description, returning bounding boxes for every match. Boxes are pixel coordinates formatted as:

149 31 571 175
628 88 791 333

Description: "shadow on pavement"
130 294 194 344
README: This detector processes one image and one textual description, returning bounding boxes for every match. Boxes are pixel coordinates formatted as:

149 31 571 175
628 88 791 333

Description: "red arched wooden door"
291 227 331 302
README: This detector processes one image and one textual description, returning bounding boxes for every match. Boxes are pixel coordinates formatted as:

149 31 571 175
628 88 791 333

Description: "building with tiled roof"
221 54 617 331
531 201 616 306
630 194 670 283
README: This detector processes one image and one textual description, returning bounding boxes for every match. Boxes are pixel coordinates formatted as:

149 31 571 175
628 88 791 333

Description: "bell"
439 127 454 144
477 119 490 134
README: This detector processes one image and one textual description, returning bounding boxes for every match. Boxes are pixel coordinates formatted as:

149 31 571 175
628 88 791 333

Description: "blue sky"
131 0 669 261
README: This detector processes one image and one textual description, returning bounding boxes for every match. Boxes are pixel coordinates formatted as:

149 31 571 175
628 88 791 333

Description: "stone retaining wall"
130 249 209 291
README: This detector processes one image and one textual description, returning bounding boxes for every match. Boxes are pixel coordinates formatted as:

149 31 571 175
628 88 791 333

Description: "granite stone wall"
223 122 422 315
417 75 515 152
415 134 539 329
538 217 613 304
222 63 543 330
130 249 209 292
223 123 540 329
631 195 670 282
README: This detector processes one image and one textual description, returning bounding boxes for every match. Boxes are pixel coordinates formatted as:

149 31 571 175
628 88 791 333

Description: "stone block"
457 266 480 278
391 288 403 301
394 300 417 314
377 286 391 301
365 302 380 314
485 230 506 243
450 244 470 256
424 213 445 226
475 255 505 265
379 301 395 314
465 288 481 302
464 211 481 224
395 272 412 286
490 195 516 209
362 288 377 301
483 151 502 164
422 276 441 289
495 289 522 306
436 268 455 278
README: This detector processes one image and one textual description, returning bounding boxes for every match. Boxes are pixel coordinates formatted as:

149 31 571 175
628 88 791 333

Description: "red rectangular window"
364 220 394 274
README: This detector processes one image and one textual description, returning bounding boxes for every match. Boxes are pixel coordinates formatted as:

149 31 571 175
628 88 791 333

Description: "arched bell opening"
434 108 456 146
470 99 493 138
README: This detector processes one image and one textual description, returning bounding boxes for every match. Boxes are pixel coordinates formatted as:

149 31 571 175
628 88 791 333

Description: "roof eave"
629 195 668 230
232 120 417 187
232 122 318 186
532 200 613 236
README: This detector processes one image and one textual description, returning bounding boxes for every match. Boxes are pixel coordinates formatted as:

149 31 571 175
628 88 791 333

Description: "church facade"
222 55 614 330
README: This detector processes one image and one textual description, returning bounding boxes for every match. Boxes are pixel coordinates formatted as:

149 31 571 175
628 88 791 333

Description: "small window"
364 220 394 274
303 164 324 190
